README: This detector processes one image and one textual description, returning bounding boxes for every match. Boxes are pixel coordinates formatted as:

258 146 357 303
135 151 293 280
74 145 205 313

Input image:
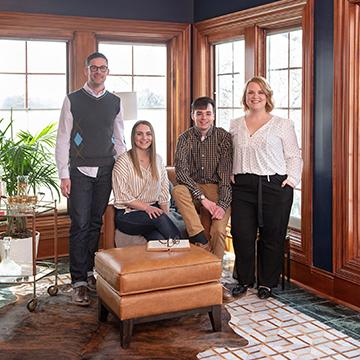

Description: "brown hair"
242 76 274 112
128 120 159 180
191 96 215 114
85 52 108 66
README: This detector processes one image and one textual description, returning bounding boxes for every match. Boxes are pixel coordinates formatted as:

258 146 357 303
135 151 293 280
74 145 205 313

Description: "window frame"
193 0 314 266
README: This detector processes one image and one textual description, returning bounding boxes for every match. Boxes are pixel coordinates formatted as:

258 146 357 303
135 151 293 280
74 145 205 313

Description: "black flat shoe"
257 286 272 299
232 283 253 297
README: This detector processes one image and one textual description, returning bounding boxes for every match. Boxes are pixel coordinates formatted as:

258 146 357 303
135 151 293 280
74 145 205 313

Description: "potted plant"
0 117 60 263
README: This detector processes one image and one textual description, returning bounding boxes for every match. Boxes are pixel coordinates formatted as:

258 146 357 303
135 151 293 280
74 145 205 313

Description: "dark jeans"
231 173 293 288
69 165 113 286
115 207 181 240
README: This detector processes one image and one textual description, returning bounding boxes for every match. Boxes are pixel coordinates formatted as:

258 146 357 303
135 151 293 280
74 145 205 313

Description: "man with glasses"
173 96 233 301
56 52 126 306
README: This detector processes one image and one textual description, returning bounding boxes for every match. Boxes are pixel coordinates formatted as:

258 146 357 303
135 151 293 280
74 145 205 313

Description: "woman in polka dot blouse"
229 76 302 300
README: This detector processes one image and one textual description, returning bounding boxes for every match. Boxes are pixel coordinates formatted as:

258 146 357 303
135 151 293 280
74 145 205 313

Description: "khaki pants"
172 184 231 260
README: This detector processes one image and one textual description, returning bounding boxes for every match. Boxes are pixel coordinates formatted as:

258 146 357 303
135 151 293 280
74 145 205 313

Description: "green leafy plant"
0 117 60 238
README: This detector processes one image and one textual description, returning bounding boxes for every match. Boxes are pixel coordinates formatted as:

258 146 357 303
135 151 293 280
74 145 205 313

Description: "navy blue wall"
0 0 193 23
312 0 333 271
194 0 279 22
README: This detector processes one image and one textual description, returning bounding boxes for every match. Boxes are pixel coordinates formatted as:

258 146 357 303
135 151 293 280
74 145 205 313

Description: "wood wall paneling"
36 214 71 259
291 261 360 310
333 0 360 285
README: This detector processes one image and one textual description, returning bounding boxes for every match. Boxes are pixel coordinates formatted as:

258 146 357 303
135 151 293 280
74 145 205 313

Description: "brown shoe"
87 275 97 292
222 284 234 303
71 286 90 306
195 241 212 252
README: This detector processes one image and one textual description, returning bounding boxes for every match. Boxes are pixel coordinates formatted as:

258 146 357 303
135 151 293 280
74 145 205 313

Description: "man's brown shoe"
71 286 90 306
222 284 234 303
195 241 212 252
87 275 97 292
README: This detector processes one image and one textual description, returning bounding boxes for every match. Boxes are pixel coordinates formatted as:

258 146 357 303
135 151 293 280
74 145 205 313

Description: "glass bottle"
0 236 22 279
2 236 12 261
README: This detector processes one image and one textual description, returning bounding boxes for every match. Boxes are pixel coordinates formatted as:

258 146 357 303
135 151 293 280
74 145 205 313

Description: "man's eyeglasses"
159 238 180 248
88 65 108 73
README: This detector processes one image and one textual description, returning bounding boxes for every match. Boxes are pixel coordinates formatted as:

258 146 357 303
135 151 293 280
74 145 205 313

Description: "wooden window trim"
193 0 314 266
333 0 360 284
0 12 191 165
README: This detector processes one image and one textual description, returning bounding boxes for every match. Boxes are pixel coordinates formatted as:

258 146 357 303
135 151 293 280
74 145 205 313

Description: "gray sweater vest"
68 89 120 167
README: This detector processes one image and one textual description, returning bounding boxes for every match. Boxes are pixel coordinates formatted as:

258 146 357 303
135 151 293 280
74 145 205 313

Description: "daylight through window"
98 43 167 162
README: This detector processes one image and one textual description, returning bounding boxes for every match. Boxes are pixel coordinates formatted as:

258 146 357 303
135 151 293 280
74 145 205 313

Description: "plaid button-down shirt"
174 126 233 210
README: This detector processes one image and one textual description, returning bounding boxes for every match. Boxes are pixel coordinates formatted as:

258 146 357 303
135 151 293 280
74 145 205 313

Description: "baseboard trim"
291 260 360 310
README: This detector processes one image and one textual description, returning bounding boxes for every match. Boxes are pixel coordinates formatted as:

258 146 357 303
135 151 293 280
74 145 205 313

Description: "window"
0 39 67 207
266 29 302 229
98 42 167 162
214 39 245 131
0 39 67 135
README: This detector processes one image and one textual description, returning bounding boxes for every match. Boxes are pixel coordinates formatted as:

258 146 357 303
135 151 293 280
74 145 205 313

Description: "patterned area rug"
2 271 359 359
198 289 360 359
0 274 247 360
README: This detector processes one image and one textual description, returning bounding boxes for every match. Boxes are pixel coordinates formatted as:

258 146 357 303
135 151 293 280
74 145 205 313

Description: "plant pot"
0 232 40 265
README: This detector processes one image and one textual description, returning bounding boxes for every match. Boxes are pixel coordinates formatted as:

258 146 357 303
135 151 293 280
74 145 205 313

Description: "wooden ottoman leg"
120 319 134 348
208 305 222 332
98 298 109 322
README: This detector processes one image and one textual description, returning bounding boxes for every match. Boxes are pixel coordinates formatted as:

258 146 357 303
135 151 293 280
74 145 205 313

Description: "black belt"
235 173 286 228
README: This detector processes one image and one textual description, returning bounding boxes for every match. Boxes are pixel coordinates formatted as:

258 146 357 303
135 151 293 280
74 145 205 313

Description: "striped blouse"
112 151 170 211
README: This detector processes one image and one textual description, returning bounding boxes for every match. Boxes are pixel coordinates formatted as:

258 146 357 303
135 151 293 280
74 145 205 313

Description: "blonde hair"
242 76 274 113
128 120 159 180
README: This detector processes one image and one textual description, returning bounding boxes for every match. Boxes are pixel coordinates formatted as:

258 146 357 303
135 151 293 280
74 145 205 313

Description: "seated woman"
112 120 181 241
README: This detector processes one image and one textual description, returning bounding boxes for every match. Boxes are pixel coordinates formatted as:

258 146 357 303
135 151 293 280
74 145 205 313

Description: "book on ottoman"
146 239 190 251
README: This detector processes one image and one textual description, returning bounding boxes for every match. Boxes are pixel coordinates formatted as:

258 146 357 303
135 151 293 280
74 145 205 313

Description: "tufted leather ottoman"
95 244 223 348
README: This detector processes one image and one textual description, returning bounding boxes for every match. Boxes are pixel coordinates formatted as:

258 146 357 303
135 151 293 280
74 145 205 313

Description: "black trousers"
69 165 113 286
115 207 181 240
231 173 293 288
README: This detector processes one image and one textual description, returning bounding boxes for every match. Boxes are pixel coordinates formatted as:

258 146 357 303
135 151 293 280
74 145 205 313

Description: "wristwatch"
200 194 206 200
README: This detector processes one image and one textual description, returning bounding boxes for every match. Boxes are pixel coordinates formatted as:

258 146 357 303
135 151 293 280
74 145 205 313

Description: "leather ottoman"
95 244 223 348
